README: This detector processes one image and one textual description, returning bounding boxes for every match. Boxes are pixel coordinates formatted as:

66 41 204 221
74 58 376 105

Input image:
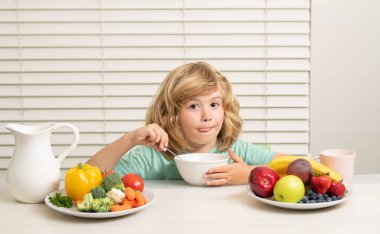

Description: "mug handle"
311 155 320 161
53 123 80 164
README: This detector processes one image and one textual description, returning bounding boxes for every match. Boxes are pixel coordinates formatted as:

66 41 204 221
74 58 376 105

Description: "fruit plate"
247 186 353 210
45 188 155 218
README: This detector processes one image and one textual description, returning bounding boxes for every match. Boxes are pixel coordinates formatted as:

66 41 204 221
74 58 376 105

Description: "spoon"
166 147 181 160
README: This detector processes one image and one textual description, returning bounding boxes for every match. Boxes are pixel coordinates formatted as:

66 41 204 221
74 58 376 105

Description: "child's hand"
204 148 254 186
130 123 168 151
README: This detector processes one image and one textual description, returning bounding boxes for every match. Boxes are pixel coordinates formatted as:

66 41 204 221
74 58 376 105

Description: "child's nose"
202 117 212 122
201 110 212 122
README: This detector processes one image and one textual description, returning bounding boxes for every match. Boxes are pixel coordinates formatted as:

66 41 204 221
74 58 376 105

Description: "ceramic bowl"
174 153 229 186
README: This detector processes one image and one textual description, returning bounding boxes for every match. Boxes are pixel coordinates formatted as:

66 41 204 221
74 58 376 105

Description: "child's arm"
86 123 168 172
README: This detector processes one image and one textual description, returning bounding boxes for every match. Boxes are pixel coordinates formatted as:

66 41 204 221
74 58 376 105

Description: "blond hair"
146 62 242 159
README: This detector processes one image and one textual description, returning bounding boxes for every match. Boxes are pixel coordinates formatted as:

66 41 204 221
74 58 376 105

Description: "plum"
286 158 312 184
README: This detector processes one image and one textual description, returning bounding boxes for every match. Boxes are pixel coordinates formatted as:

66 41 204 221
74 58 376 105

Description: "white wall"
311 0 380 174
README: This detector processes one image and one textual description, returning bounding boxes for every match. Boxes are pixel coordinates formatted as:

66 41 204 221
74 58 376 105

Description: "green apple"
273 175 305 203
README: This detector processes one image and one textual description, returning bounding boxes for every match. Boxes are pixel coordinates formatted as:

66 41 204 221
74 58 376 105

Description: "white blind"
0 0 311 178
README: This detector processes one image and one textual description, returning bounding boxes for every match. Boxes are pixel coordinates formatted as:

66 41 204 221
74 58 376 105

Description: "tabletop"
1 174 380 234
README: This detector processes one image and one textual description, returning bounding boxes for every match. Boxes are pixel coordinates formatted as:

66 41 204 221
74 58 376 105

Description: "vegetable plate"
45 188 155 218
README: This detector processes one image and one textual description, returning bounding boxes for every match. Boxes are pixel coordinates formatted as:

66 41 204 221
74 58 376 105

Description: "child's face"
178 90 224 150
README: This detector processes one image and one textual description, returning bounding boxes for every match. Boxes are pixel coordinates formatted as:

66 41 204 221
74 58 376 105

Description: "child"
87 61 281 185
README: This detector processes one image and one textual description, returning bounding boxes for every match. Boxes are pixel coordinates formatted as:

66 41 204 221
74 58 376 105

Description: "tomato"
121 173 144 192
102 169 115 179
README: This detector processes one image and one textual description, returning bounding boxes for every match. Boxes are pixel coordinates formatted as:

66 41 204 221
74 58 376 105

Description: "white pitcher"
6 122 79 203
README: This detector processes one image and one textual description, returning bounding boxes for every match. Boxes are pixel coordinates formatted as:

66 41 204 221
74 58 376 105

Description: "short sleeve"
114 146 182 180
114 146 152 179
231 140 276 165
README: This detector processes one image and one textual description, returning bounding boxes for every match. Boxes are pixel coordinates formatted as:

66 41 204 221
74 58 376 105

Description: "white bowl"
174 153 229 186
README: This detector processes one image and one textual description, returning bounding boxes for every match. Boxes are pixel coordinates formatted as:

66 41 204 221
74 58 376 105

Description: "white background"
311 0 380 174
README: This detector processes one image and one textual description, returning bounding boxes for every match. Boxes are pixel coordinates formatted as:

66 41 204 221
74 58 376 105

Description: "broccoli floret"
91 197 114 212
102 173 125 192
91 186 106 199
113 183 125 191
77 193 94 212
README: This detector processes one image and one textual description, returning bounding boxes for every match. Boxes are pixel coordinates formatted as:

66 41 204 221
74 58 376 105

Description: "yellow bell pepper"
65 163 102 202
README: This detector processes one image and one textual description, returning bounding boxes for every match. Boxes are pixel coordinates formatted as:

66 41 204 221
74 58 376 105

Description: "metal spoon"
166 147 181 160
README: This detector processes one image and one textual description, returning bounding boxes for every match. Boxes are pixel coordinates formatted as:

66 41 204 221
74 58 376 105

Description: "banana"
269 155 343 182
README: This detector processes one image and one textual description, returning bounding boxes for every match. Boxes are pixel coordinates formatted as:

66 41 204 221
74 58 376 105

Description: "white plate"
247 186 352 210
45 188 156 218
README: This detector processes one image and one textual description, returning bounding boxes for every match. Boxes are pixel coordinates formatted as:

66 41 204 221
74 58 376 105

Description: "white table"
1 174 379 234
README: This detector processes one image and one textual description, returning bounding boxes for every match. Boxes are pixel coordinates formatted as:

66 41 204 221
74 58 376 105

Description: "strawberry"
328 181 346 197
310 174 331 194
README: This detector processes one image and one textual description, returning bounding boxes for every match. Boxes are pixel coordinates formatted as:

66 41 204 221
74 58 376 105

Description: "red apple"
249 166 280 198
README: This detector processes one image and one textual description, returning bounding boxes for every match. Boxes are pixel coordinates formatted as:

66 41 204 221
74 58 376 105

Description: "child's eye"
211 102 219 108
189 104 199 109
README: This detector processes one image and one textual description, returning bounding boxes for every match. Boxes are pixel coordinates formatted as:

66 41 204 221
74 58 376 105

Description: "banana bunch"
269 155 343 182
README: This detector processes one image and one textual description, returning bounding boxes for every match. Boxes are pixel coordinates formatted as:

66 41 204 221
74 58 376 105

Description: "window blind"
0 0 311 178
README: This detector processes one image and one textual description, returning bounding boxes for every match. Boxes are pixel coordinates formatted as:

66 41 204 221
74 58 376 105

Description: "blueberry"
331 196 337 201
307 189 314 196
326 197 332 202
337 195 343 200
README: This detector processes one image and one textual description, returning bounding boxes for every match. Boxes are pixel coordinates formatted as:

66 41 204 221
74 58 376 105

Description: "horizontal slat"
0 22 309 35
0 0 181 10
242 120 309 131
0 83 308 96
0 35 310 47
0 9 310 22
0 47 310 60
0 59 310 72
240 108 309 120
239 96 309 107
240 132 309 143
0 0 310 10
270 144 308 155
0 71 309 84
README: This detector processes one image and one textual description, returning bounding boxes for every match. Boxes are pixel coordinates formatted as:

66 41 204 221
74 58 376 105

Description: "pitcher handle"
53 123 80 164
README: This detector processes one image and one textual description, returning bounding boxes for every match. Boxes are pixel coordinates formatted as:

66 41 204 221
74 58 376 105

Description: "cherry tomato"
121 173 144 192
102 169 115 179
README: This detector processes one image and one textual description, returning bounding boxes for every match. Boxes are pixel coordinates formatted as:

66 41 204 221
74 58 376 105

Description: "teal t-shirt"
114 139 275 180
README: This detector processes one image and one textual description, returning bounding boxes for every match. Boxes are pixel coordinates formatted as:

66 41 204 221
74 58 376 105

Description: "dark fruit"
286 158 312 184
249 166 279 198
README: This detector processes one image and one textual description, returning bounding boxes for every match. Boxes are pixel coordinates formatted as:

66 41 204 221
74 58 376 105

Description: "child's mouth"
198 127 213 132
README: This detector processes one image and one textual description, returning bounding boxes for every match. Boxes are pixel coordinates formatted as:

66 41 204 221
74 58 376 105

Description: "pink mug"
313 149 356 185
